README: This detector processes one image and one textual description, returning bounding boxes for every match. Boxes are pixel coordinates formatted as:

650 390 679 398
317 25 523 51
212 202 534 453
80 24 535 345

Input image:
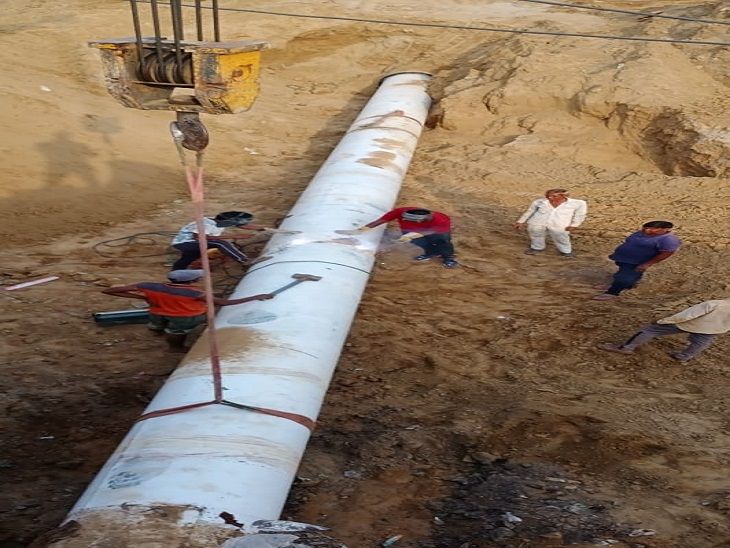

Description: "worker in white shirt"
598 298 730 362
171 211 266 270
514 189 588 258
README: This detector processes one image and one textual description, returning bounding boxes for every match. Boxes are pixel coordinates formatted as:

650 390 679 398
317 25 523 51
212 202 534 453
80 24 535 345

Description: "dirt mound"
433 33 730 177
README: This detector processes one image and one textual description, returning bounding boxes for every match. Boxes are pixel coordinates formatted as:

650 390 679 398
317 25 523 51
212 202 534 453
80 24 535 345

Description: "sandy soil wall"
2 1 730 546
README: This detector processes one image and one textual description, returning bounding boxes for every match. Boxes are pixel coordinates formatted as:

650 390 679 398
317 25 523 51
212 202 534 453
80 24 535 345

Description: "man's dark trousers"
606 261 644 295
410 233 455 259
172 241 248 270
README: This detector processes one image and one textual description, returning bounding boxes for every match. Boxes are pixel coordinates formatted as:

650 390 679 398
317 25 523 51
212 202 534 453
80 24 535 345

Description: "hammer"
269 273 322 296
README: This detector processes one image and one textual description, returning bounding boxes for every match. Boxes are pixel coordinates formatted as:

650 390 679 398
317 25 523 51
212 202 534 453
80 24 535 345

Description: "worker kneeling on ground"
102 269 274 352
346 207 458 268
171 211 269 270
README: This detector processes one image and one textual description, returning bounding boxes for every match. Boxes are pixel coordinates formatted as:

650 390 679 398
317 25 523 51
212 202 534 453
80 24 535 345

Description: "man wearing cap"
598 297 730 362
593 221 681 301
514 189 587 258
353 207 458 268
102 270 274 351
171 211 267 270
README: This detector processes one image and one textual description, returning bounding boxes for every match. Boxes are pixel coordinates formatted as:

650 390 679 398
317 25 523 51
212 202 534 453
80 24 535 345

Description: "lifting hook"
170 112 209 152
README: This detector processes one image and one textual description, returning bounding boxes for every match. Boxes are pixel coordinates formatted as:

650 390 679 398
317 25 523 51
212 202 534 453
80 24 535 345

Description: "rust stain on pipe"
374 137 409 151
180 327 260 364
171 362 326 384
172 327 325 383
46 505 234 547
356 150 397 170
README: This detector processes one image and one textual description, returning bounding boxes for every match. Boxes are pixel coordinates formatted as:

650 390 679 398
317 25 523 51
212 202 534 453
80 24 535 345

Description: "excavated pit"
3 1 730 547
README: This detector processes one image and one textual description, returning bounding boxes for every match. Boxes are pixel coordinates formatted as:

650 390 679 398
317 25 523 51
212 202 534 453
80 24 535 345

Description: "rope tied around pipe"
136 399 317 431
134 131 316 432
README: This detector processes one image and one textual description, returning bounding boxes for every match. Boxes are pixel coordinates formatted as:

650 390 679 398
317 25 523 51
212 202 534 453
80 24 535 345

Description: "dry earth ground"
2 0 730 546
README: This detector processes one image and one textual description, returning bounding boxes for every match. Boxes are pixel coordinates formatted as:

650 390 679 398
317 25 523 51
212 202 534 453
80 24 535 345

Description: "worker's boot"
165 334 188 353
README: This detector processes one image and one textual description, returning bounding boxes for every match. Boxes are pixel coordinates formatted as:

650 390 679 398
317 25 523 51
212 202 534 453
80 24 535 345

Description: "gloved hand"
397 232 423 243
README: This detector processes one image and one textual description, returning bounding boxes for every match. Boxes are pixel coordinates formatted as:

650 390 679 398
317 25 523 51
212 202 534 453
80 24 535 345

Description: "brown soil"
2 0 730 546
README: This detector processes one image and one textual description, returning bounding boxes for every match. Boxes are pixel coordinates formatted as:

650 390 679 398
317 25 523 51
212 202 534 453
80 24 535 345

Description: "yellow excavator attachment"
89 38 269 115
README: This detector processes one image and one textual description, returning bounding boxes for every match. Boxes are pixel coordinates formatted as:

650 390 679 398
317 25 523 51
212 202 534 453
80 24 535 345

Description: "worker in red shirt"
102 269 274 351
355 207 458 268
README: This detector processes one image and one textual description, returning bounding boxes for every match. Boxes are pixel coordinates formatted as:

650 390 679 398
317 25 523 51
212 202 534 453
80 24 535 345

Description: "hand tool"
269 273 322 296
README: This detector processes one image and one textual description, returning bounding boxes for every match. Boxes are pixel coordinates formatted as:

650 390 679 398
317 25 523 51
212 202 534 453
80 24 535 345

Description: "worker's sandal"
597 343 634 355
592 293 618 301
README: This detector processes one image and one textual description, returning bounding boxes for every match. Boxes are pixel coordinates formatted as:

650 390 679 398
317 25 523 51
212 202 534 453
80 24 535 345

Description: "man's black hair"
642 220 673 229
404 208 431 216
214 211 253 227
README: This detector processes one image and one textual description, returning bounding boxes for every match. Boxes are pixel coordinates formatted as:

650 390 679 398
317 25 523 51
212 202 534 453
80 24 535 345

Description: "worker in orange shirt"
102 269 273 351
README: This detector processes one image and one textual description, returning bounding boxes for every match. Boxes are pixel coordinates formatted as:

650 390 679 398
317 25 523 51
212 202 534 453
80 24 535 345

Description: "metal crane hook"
170 112 209 151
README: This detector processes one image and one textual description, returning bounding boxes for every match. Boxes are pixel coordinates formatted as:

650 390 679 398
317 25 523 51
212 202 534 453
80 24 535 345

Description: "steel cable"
137 1 730 47
517 0 730 27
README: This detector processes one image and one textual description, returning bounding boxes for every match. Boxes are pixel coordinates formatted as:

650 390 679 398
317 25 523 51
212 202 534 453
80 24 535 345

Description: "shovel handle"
269 280 302 296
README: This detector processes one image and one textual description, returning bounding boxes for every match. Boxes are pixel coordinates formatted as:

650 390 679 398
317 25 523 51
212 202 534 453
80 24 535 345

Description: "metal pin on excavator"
89 0 269 151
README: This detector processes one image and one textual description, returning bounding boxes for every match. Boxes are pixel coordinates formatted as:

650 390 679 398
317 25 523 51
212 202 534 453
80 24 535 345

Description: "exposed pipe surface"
53 71 432 546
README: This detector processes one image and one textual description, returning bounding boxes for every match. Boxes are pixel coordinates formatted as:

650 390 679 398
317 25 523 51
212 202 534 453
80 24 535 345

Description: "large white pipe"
55 72 432 546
